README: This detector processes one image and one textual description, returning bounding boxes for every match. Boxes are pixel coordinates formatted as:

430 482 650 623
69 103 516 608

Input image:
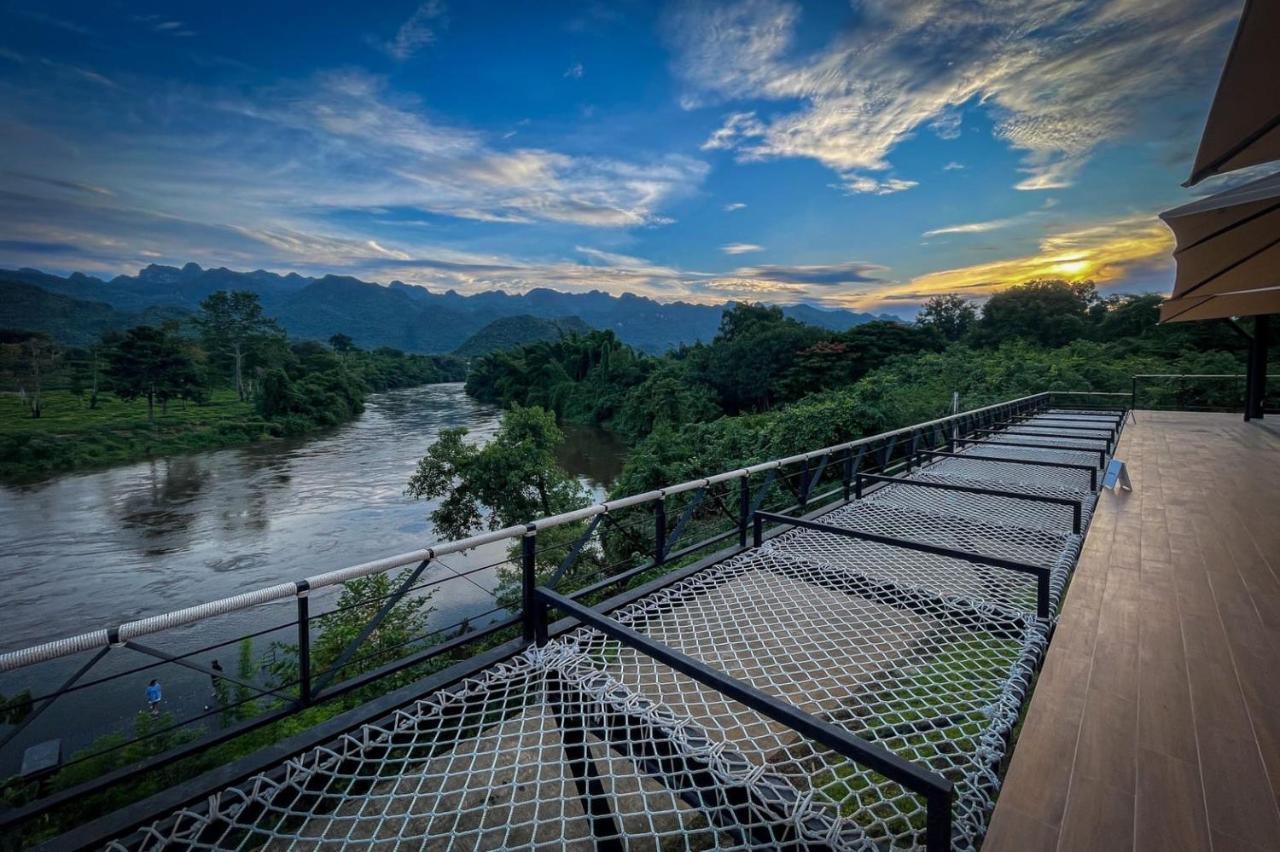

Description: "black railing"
0 390 1118 845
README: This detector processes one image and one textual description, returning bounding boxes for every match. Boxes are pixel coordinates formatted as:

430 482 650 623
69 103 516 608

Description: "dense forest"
463 280 1253 497
0 290 464 480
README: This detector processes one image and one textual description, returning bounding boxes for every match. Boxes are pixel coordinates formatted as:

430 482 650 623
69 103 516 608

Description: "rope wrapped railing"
0 391 1060 674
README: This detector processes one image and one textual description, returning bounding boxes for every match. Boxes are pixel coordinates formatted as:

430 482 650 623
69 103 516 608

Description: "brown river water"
0 383 626 769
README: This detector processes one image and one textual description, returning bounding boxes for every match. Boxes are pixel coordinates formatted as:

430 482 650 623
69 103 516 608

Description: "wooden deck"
985 411 1280 851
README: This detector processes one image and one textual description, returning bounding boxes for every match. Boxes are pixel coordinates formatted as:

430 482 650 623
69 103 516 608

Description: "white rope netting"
101 412 1120 851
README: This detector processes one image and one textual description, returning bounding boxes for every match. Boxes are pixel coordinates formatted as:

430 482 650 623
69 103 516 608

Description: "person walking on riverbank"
146 679 162 716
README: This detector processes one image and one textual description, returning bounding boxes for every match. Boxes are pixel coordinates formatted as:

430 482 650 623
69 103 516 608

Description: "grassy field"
0 389 276 483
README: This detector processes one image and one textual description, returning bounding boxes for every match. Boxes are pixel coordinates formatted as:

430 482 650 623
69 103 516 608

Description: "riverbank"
0 374 458 484
0 389 282 483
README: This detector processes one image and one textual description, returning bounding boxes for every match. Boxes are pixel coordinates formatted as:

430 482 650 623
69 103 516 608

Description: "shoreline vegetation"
0 289 464 484
463 282 1259 497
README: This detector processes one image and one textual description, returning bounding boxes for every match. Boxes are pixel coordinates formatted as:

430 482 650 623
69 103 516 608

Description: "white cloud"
721 242 763 254
381 0 447 61
943 161 965 171
723 202 746 211
667 0 1237 191
841 175 918 195
922 216 1025 237
563 62 584 79
159 69 706 228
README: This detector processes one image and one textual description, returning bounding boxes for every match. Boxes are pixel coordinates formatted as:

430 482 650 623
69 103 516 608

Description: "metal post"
738 477 750 547
547 671 623 849
925 788 954 852
842 448 853 501
1131 375 1138 412
799 457 810 511
296 581 312 706
654 498 667 566
752 512 764 548
1246 315 1269 420
854 472 863 500
951 391 959 450
521 528 538 643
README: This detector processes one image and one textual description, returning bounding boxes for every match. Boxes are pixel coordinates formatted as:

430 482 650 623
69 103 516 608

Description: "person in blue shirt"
146 679 162 715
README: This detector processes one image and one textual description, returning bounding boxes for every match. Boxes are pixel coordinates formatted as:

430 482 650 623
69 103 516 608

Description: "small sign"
20 738 62 780
1103 459 1132 492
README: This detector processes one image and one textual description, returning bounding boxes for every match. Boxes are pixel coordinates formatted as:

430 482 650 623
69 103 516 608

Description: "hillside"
0 264 890 353
453 315 592 357
0 278 191 346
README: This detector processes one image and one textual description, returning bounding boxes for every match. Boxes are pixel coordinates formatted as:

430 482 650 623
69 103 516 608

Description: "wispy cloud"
943 161 964 171
721 242 763 254
563 62 584 79
835 214 1174 310
4 170 113 197
3 68 707 229
723 202 746 211
667 0 1237 192
380 0 447 61
840 175 917 196
922 215 1026 238
731 261 886 287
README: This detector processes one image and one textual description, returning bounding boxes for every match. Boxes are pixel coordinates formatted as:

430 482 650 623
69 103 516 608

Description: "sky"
0 0 1250 316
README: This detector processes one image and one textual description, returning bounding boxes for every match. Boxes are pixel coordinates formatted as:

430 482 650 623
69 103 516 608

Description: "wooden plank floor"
985 411 1280 852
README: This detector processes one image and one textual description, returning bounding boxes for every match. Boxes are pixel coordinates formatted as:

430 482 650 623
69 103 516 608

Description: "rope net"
102 410 1122 851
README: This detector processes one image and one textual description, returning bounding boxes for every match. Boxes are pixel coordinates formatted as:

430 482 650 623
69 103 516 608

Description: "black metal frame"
971 427 1112 453
852 472 1083 534
952 437 1106 470
910 449 1099 491
533 588 955 851
12 392 1086 850
751 511 1053 620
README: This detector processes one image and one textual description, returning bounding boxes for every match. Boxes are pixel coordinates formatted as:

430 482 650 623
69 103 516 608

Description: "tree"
976 279 1098 348
196 291 282 401
702 303 825 412
107 324 205 423
916 294 977 341
19 334 58 418
406 405 590 540
329 333 358 356
256 368 297 419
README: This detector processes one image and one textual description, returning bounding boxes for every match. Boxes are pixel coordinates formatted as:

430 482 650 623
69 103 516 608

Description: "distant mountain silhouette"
0 264 893 352
0 279 190 346
453 315 593 357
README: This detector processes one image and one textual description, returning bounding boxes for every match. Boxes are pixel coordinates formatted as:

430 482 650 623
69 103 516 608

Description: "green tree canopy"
106 324 206 422
916 294 977 342
406 405 590 540
196 291 283 401
976 280 1098 348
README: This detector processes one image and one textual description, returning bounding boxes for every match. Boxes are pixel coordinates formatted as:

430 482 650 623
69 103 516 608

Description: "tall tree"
19 334 58 419
916 294 977 342
329 333 357 356
107 324 204 423
196 291 282 401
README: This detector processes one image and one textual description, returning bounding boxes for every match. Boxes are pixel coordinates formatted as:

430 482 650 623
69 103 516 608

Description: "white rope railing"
0 391 1063 673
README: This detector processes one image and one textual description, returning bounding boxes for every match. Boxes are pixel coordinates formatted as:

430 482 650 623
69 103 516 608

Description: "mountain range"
0 264 892 354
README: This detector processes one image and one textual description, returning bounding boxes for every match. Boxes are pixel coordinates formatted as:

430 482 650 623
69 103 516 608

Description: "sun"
1052 259 1092 276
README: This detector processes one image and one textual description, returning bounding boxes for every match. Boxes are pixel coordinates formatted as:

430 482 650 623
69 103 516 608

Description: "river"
0 383 626 770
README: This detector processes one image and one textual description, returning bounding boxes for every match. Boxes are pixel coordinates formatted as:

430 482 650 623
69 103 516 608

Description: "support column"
1246 315 1270 421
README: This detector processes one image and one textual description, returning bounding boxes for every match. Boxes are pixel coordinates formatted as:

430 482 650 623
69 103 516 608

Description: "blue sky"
0 0 1247 314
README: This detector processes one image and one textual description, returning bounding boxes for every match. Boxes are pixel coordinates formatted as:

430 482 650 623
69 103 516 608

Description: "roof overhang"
1186 0 1280 187
1160 286 1280 323
1159 169 1280 322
